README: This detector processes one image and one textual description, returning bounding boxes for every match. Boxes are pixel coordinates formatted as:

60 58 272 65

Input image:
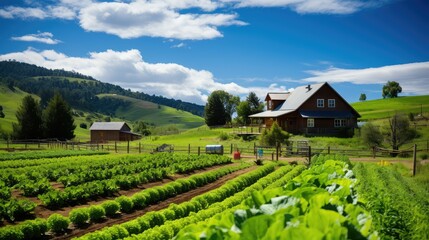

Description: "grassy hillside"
98 94 205 130
0 85 39 133
352 95 429 120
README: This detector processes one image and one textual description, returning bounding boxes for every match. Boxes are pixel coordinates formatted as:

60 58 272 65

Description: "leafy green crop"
175 160 378 240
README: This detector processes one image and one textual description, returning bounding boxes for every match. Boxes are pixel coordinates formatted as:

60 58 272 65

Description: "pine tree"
205 92 227 126
12 95 43 139
43 93 76 140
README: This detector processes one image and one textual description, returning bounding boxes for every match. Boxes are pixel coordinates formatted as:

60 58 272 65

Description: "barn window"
317 99 324 108
307 118 314 128
328 99 335 108
268 100 273 110
334 119 346 127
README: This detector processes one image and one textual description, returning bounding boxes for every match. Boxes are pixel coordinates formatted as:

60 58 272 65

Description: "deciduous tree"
382 81 402 98
382 113 416 154
359 93 366 102
361 122 383 147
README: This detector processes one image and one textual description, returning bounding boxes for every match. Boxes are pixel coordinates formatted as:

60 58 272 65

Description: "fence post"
230 143 233 154
254 142 256 156
328 146 330 154
308 146 312 165
276 143 279 161
127 141 130 154
372 147 376 159
188 144 191 155
198 147 200 156
139 142 141 153
413 144 417 176
115 141 117 153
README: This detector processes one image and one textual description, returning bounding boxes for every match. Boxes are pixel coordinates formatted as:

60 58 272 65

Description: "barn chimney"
306 84 311 90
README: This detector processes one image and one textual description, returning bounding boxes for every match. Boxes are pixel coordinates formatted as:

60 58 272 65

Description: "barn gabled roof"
265 92 291 101
90 122 129 131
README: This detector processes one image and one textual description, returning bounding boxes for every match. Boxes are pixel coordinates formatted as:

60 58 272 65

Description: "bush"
419 153 428 160
361 122 383 148
69 208 90 227
89 205 106 222
219 132 229 140
79 123 87 129
101 200 120 217
260 122 290 146
115 196 134 213
47 214 69 234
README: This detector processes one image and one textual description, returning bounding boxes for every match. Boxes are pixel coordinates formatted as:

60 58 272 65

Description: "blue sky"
0 0 428 105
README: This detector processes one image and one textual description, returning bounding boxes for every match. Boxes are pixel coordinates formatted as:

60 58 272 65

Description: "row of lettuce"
0 153 232 222
0 161 252 239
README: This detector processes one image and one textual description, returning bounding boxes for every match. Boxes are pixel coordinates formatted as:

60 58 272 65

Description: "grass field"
98 94 205 130
352 95 429 120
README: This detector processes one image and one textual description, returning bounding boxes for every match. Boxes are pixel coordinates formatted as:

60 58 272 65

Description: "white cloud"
222 0 384 14
0 48 287 104
0 6 47 19
303 62 429 95
11 32 61 45
171 42 187 48
78 1 245 40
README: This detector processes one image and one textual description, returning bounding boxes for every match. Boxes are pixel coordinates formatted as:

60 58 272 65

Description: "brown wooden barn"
249 82 361 137
90 122 141 143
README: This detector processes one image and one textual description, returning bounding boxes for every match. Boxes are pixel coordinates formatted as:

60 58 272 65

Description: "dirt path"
49 165 257 240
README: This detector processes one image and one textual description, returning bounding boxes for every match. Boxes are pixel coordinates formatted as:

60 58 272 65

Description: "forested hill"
0 60 204 116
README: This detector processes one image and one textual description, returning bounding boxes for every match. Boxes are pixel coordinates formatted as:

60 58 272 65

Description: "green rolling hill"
351 95 429 120
98 94 205 129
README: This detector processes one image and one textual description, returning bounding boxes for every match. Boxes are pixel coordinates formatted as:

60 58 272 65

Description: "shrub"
219 132 229 140
260 121 290 146
47 214 69 234
361 122 383 147
69 208 90 227
101 200 120 217
115 196 134 213
419 153 428 160
89 205 106 222
79 123 87 129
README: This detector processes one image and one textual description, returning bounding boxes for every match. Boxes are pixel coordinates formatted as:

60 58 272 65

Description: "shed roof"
90 122 128 131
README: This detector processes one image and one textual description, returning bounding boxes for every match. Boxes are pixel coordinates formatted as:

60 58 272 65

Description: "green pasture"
98 94 205 130
352 95 429 120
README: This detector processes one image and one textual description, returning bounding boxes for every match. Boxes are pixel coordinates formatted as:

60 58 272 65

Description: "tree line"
12 93 76 140
0 61 204 117
204 90 264 126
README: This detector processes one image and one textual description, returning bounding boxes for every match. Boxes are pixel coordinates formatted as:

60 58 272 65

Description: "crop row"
173 160 378 240
75 163 282 240
353 163 429 239
77 163 306 240
0 163 250 240
0 150 107 162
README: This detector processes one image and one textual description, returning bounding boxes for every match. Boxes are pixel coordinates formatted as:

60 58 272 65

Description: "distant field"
352 95 429 120
98 94 205 130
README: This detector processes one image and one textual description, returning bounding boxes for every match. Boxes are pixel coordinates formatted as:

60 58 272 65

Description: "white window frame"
334 119 346 128
307 118 314 128
317 99 324 108
328 99 335 108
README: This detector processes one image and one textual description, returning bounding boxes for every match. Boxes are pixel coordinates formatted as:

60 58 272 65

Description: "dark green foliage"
0 105 4 118
79 123 87 129
12 95 43 139
0 226 24 240
47 213 69 234
260 121 290 146
69 208 90 227
133 120 151 136
382 81 402 98
205 90 228 126
43 93 76 140
359 93 367 101
361 122 383 147
88 205 106 222
101 200 120 217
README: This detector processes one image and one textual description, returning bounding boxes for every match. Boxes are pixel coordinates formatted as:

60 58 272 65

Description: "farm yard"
0 149 427 240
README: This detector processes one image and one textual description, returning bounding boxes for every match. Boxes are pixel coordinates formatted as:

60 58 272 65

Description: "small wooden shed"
90 122 141 143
